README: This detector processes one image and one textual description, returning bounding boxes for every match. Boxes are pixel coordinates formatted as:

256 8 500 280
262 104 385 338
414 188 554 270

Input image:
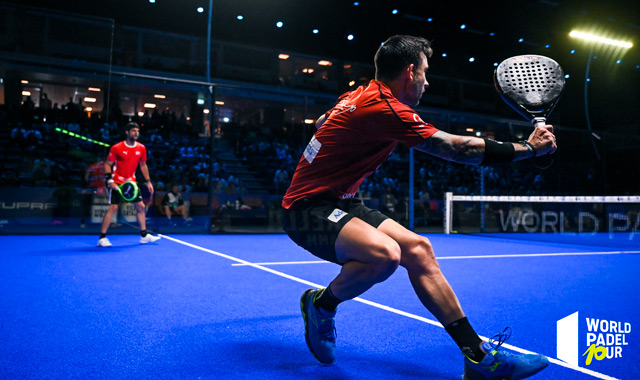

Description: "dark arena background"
0 1 639 379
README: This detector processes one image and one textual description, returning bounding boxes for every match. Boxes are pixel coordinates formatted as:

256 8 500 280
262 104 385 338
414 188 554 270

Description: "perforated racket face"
119 181 139 202
494 55 565 120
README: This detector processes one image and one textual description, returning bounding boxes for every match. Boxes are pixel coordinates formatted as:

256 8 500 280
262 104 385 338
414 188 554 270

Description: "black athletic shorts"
108 187 143 205
282 195 389 264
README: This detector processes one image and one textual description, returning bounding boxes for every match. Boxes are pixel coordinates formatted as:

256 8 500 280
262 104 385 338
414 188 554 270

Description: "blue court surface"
1 233 638 380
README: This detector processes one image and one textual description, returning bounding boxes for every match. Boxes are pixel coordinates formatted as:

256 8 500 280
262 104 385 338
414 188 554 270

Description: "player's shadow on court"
86 243 143 252
204 314 456 380
23 243 143 256
226 340 454 379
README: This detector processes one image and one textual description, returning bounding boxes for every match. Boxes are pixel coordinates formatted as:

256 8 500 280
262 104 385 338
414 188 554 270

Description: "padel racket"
494 55 565 168
116 181 139 202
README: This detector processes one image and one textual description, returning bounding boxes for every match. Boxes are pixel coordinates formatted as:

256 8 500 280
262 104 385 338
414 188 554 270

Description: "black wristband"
481 138 515 165
520 140 537 158
105 173 112 181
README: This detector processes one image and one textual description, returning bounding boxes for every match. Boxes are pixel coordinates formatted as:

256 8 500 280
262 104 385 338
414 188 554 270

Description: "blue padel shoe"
463 327 549 380
300 288 337 364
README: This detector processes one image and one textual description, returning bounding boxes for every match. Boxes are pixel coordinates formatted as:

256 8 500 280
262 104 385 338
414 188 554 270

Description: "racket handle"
530 117 554 168
533 117 547 128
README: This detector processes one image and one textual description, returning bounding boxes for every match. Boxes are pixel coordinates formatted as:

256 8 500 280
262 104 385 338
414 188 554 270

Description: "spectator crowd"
2 95 566 216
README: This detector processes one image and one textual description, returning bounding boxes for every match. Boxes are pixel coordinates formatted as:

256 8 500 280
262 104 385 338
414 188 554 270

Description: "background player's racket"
493 55 565 168
116 181 139 202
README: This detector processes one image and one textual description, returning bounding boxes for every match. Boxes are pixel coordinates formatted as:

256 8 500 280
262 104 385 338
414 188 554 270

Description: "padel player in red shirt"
98 122 160 247
283 35 557 380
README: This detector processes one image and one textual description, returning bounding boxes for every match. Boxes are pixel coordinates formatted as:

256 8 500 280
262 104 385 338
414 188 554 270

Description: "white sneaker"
140 234 161 244
97 237 112 247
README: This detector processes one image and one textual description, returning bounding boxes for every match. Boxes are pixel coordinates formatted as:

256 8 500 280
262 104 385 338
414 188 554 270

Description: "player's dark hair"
125 122 140 132
374 35 433 81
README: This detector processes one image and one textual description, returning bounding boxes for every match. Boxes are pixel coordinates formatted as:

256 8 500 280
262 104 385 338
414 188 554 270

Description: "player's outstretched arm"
414 129 555 165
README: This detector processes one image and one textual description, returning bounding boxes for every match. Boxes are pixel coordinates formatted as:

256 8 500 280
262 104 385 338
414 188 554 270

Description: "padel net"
444 193 640 249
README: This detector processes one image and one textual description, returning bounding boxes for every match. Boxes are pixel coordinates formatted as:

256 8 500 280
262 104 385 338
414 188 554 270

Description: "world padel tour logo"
557 312 631 367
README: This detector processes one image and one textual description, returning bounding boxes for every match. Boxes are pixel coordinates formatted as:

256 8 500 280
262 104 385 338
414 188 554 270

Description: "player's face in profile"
126 128 140 140
405 53 430 106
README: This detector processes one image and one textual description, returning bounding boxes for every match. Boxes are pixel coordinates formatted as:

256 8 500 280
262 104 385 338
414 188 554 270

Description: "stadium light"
569 29 633 162
569 30 633 48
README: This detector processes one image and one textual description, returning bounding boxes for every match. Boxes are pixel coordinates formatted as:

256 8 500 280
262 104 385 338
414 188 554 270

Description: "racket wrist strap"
520 140 537 158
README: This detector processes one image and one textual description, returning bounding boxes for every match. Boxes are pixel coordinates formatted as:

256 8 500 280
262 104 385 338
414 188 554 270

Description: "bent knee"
402 237 439 271
371 240 401 279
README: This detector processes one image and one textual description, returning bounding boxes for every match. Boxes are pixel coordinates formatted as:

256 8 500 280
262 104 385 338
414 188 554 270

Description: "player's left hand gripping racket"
117 181 139 202
493 55 565 168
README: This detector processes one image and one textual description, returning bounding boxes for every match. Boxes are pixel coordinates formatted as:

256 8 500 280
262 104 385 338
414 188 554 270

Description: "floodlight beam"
569 30 633 49
567 27 634 165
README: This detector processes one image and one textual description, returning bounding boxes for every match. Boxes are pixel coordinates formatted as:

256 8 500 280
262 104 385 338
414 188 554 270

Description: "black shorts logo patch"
327 208 347 223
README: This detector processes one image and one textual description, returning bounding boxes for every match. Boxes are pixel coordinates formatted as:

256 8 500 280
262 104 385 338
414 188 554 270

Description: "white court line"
232 260 328 266
159 234 619 380
231 250 640 266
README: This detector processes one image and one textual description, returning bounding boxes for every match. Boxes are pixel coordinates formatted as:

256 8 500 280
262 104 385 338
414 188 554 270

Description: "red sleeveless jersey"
282 80 438 209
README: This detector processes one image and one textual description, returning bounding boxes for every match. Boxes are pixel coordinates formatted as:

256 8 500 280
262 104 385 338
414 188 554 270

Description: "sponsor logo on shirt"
413 113 427 127
334 100 357 116
304 136 322 163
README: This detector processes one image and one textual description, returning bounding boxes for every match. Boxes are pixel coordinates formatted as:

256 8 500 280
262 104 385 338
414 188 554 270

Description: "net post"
444 192 453 234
